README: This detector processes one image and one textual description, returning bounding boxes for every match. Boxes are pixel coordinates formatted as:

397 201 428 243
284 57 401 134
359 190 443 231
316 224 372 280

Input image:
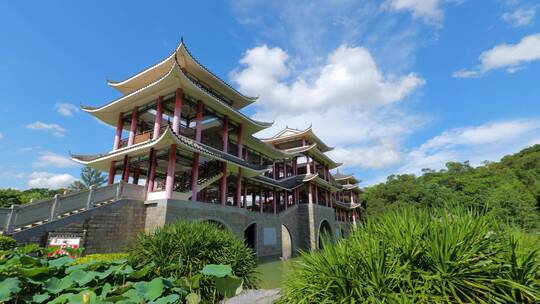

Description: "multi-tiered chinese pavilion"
72 40 362 236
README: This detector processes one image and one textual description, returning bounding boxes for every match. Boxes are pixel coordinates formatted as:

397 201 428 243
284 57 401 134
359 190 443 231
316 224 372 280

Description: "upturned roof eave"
261 126 334 152
308 146 341 169
71 127 267 176
228 133 292 160
303 174 340 191
334 201 362 210
250 175 305 191
106 40 257 106
83 61 273 134
81 62 179 124
177 42 258 104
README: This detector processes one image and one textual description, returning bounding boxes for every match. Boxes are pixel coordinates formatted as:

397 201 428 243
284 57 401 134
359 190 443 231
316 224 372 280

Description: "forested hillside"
364 144 540 230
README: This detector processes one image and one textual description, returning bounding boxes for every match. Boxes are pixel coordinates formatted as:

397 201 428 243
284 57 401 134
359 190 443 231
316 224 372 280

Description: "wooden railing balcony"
118 130 154 149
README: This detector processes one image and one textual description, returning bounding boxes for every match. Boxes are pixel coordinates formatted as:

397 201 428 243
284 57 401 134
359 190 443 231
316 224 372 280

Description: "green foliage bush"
278 207 540 303
128 220 258 296
75 253 128 265
0 235 17 250
0 244 243 303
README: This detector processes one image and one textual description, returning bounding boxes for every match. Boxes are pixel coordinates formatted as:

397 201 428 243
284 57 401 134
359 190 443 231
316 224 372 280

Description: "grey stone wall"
15 199 146 254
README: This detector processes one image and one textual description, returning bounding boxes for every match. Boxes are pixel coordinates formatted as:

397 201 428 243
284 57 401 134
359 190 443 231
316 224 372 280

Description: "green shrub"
128 220 258 295
0 235 17 250
75 253 128 264
278 207 540 303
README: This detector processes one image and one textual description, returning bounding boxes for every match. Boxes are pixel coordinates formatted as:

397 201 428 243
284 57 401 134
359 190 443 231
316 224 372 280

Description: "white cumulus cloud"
26 121 67 137
55 103 79 117
232 45 424 111
454 33 540 78
27 172 77 189
33 152 78 168
232 45 425 171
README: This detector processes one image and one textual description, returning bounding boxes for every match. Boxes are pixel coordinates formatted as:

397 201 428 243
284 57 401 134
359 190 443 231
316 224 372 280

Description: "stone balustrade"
0 181 144 235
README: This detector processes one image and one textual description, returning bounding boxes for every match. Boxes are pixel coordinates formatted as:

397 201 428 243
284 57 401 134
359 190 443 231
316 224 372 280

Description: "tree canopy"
68 166 107 191
364 144 540 230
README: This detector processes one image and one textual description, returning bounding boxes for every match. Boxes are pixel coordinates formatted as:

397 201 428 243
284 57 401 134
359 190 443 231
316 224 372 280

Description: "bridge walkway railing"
0 181 144 235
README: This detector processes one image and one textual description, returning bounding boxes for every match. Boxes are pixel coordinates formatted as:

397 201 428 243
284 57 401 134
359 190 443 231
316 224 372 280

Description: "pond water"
256 258 298 289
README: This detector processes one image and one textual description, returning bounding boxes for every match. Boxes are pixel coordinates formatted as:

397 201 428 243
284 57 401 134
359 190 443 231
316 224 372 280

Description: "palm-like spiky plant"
278 207 540 303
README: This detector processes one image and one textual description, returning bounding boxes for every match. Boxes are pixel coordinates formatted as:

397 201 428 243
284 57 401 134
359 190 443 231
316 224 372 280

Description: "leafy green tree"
69 166 107 191
364 144 540 230
0 188 64 207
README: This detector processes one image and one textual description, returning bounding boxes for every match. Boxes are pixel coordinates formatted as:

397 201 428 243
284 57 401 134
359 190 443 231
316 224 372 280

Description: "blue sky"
1 0 539 189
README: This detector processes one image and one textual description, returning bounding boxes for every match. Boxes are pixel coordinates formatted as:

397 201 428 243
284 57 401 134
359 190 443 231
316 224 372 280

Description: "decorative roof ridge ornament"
178 39 258 102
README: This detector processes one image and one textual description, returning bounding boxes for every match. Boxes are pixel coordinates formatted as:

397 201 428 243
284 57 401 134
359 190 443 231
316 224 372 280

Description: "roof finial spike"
180 36 184 43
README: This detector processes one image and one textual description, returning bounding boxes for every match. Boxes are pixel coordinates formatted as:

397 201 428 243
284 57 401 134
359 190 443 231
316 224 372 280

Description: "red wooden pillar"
265 191 270 212
259 188 263 213
306 155 311 174
190 153 200 202
165 144 177 199
308 184 313 204
172 89 183 133
128 107 138 146
108 161 115 185
326 166 330 181
236 168 242 208
122 155 130 183
325 190 329 207
315 185 319 205
284 191 288 209
195 101 204 142
113 112 123 150
110 112 122 185
237 123 243 157
146 148 156 198
189 100 204 202
243 180 247 208
220 163 228 205
222 116 229 152
133 166 140 184
153 96 163 139
273 190 277 214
